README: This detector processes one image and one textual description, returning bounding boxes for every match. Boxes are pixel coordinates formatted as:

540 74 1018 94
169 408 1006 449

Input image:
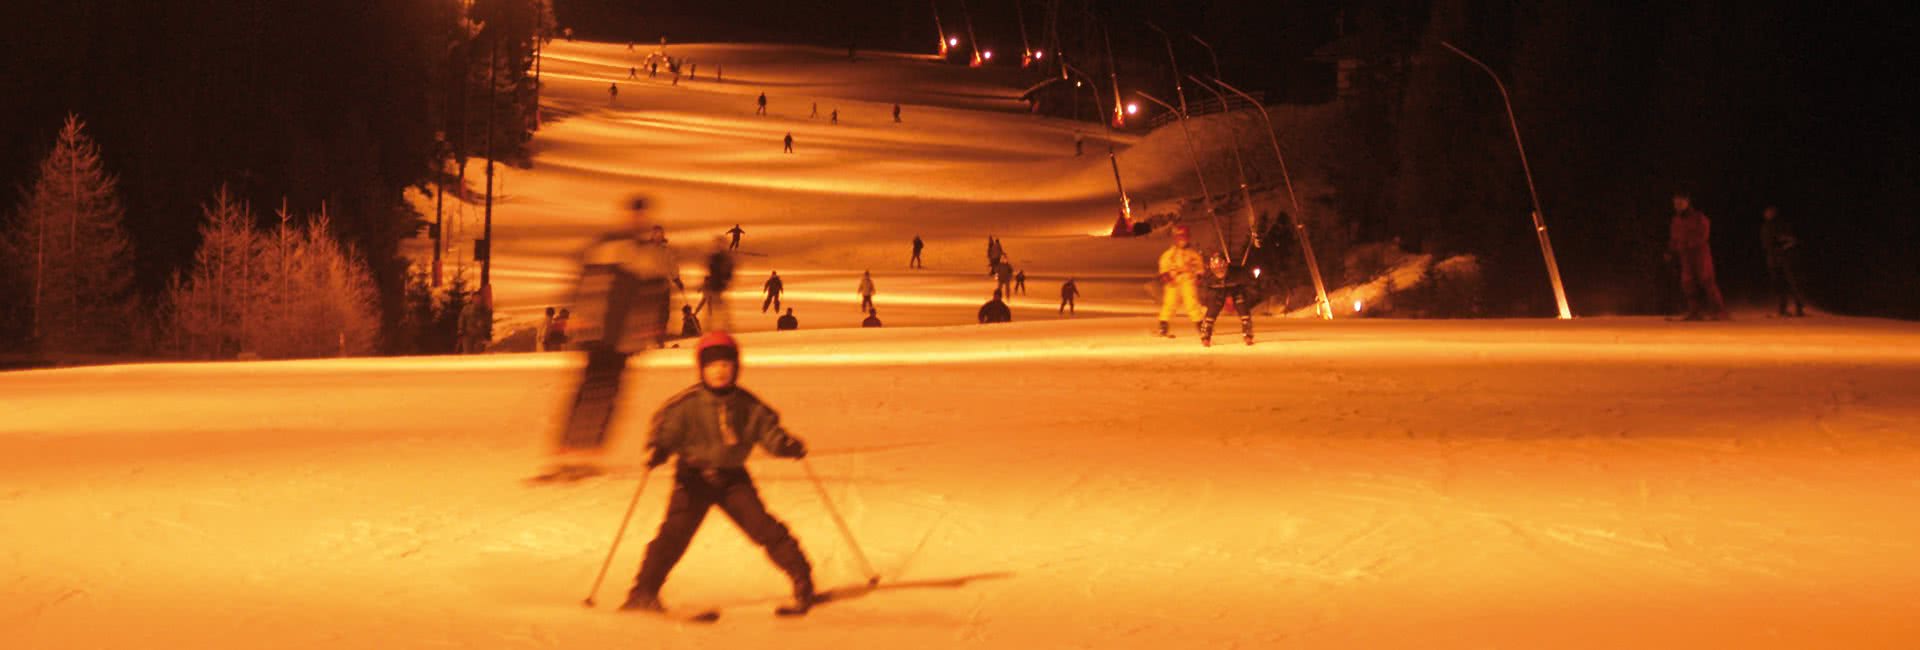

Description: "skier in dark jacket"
910 235 924 269
991 258 1014 298
762 271 784 313
1760 205 1806 317
977 289 1013 324
756 92 768 116
679 305 701 338
1059 278 1079 315
1198 252 1262 346
1013 269 1026 295
726 224 745 250
623 332 818 615
694 237 735 333
776 308 799 330
1667 192 1727 320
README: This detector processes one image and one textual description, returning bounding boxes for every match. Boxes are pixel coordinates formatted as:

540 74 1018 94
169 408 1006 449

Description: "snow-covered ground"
8 40 1920 648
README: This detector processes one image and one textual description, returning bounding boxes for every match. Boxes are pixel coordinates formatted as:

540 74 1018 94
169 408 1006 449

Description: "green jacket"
647 385 805 468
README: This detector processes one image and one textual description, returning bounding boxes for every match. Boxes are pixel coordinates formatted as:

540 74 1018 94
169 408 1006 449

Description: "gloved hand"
1159 272 1173 284
646 446 672 469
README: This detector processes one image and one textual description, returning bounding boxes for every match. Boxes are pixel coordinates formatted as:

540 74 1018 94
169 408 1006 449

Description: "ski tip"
688 610 721 623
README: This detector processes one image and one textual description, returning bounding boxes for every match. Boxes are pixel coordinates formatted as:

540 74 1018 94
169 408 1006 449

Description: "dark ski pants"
1202 293 1255 341
910 252 922 268
1768 259 1806 315
558 347 631 450
860 294 874 312
763 293 782 313
1059 297 1074 315
1676 249 1726 317
631 467 813 599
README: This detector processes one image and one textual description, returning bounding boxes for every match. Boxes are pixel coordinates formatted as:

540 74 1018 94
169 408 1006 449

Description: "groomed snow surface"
7 41 1920 648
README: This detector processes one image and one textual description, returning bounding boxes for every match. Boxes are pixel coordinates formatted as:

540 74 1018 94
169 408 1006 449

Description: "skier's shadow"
721 571 1012 609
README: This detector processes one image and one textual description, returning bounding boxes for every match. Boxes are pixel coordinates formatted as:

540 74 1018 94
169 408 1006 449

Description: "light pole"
1440 41 1573 319
1143 22 1190 118
1063 62 1133 227
931 0 949 57
1209 77 1333 320
1136 90 1229 259
958 0 983 66
1187 75 1260 253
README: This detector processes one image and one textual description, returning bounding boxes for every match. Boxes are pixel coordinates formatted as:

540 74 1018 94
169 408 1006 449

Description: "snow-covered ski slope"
8 40 1920 648
6 317 1920 648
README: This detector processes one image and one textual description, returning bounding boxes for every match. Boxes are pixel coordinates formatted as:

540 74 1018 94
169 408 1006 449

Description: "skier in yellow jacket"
1156 224 1205 338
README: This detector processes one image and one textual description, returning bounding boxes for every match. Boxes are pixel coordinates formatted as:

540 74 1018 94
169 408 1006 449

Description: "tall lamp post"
1135 90 1229 258
1143 23 1191 118
1187 76 1260 253
1208 77 1333 320
1440 41 1573 319
1063 62 1133 228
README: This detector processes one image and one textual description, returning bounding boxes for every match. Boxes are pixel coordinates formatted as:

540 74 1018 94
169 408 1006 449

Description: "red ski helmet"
1171 224 1191 243
695 331 740 370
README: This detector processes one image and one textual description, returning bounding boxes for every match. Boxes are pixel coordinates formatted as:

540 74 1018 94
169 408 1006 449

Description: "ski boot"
620 590 665 613
1155 321 1173 338
775 578 817 617
1241 316 1255 346
1199 319 1215 347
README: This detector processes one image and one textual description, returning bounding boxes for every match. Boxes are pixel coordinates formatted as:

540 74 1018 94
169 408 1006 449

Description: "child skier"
624 332 818 615
1156 224 1205 337
1198 252 1261 346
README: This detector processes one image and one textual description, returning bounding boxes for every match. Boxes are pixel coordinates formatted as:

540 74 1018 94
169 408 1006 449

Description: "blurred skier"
649 61 658 78
991 256 1014 299
810 102 818 119
694 237 735 333
688 62 697 78
548 309 571 349
1666 191 1727 320
783 132 794 154
762 271 785 313
539 306 556 351
776 308 799 331
679 305 702 339
910 235 924 269
1074 133 1084 157
862 308 883 328
986 236 1004 270
857 270 876 312
1198 252 1261 347
893 103 902 123
716 65 723 82
1761 205 1806 317
1014 269 1026 295
622 332 818 616
756 92 768 116
977 289 1013 324
726 224 745 250
535 197 675 483
1156 224 1205 338
830 108 838 125
608 83 619 102
1059 278 1079 315
628 66 638 80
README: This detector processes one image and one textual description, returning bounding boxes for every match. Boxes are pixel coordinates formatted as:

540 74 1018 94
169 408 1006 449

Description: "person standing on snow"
1198 252 1262 347
857 270 877 313
726 224 745 250
783 132 794 154
679 305 702 339
1059 278 1080 315
762 271 785 313
776 308 799 330
810 102 818 119
991 256 1014 299
629 66 638 80
608 83 619 102
548 309 571 349
694 237 735 333
910 235 924 269
539 306 556 351
756 92 768 116
892 103 902 123
1156 224 1206 338
622 333 819 616
537 197 676 482
1014 269 1026 295
1760 205 1807 317
977 289 1013 324
829 108 839 125
1666 191 1728 320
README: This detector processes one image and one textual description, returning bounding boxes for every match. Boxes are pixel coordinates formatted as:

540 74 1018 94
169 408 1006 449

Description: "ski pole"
582 466 653 607
801 457 880 586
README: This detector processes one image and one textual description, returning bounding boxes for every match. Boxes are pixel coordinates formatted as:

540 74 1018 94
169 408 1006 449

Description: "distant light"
1075 80 1083 87
949 37 959 47
982 50 993 60
1034 51 1045 60
1353 300 1364 313
1252 267 1261 278
1125 103 1139 115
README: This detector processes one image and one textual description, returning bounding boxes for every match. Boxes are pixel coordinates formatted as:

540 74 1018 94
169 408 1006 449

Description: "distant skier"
716 64 723 82
1059 278 1079 315
893 103 902 123
539 306 556 351
783 132 794 154
762 271 785 313
679 305 702 339
1198 252 1262 347
862 309 883 328
548 309 571 349
1074 132 1084 157
830 108 839 125
1156 224 1205 338
991 257 1014 298
621 332 818 616
977 289 1013 324
776 308 799 331
910 235 924 269
649 61 659 78
1761 205 1806 317
629 66 638 80
1666 191 1727 320
535 197 675 482
1014 269 1026 295
756 92 768 116
986 236 1004 270
688 62 697 78
694 237 735 333
609 83 619 102
726 224 745 250
857 270 876 312
810 102 818 119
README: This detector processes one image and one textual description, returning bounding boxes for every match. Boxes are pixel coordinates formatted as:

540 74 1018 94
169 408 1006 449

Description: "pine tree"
4 114 135 354
166 186 262 358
